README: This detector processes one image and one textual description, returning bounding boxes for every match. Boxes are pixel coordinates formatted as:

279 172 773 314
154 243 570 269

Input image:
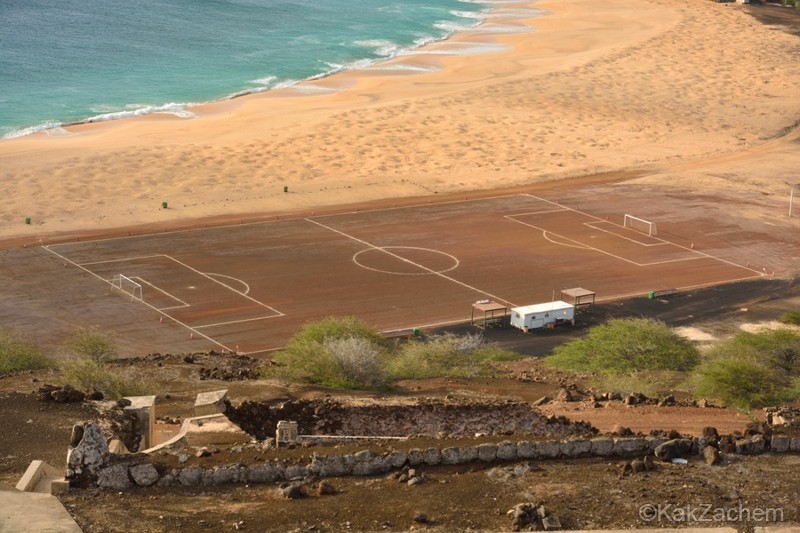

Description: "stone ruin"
16 391 800 495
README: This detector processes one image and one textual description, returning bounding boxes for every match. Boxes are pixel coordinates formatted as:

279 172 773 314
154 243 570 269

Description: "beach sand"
1 0 799 245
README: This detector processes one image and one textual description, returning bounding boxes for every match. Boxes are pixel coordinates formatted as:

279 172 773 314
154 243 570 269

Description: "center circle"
353 246 460 275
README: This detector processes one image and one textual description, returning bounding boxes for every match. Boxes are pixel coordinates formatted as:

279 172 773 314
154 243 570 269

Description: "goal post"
111 274 143 301
623 214 657 236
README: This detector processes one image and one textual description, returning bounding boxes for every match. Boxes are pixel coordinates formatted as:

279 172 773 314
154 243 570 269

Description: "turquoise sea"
0 0 531 139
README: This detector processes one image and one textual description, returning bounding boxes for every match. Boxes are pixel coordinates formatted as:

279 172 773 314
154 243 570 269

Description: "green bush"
387 332 519 380
546 318 700 374
60 359 146 400
778 310 800 326
62 327 117 363
264 317 388 389
0 328 51 376
690 329 800 408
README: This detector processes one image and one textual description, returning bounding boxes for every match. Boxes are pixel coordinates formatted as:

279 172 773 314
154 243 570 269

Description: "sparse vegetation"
60 358 146 399
0 328 52 376
546 318 700 374
263 318 518 389
690 329 800 408
263 317 389 389
62 327 117 363
387 332 518 380
778 309 800 326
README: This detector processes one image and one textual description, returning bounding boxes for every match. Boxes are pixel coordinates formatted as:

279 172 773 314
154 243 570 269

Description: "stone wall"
225 398 596 440
71 424 800 491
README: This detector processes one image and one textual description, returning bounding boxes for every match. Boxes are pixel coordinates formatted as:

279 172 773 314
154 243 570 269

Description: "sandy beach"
1 0 799 245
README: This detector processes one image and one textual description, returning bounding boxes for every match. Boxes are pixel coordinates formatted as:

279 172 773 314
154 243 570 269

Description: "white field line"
582 221 669 247
194 315 281 329
128 276 190 310
517 193 765 275
206 273 251 295
43 246 232 352
305 218 518 308
162 255 284 316
78 254 165 266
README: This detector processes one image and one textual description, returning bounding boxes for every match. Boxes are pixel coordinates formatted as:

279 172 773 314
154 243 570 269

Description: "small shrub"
778 310 800 326
63 327 117 363
547 318 700 374
691 358 796 409
0 328 51 376
689 328 800 408
597 370 685 398
264 317 387 389
60 359 146 399
387 332 519 380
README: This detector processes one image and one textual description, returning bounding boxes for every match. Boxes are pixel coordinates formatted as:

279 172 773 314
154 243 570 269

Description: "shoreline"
1 0 799 244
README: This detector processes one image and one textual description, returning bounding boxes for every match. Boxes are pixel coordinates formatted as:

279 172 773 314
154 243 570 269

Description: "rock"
537 440 561 459
284 464 309 479
611 424 633 436
477 444 497 462
67 422 110 486
770 434 790 453
196 448 212 458
496 441 517 461
735 434 766 455
314 480 336 495
791 437 800 453
407 476 425 486
658 394 676 407
130 464 160 487
532 396 551 406
555 388 574 402
589 437 614 457
654 438 694 461
280 483 305 499
386 450 408 468
613 437 648 457
178 467 204 486
541 514 562 530
703 445 720 465
702 427 720 442
97 464 132 490
212 465 242 484
309 456 347 477
413 512 428 524
630 458 647 473
698 399 710 408
407 449 424 466
559 439 591 458
642 455 655 471
516 441 538 459
422 448 441 466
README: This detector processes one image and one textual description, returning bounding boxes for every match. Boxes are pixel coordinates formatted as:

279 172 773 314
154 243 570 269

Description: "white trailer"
510 300 575 331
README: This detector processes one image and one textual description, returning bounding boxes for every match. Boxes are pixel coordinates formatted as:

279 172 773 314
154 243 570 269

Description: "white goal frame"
111 274 143 301
623 214 657 236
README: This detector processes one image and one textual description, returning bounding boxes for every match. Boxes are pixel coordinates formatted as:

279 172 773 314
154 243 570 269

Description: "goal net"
623 214 657 236
111 274 143 301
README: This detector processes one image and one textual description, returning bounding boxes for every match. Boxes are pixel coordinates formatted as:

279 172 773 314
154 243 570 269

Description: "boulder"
177 467 204 486
654 438 694 461
516 441 538 459
589 437 614 457
246 464 282 483
537 440 560 459
97 464 132 490
559 439 591 458
422 448 442 466
703 445 720 465
613 437 648 457
735 434 766 455
496 441 518 461
67 422 110 485
212 465 244 484
130 463 160 487
477 444 497 462
770 434 790 453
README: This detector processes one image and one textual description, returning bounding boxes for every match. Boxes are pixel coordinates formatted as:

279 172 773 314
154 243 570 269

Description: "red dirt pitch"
40 193 763 354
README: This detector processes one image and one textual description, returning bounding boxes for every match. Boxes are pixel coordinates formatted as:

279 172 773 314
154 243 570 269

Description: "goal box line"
111 273 143 301
623 214 658 236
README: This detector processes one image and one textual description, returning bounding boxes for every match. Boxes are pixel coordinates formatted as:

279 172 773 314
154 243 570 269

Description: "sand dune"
1 0 799 243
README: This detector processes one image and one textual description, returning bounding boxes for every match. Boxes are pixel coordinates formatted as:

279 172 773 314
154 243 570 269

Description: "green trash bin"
412 328 420 337
648 291 655 299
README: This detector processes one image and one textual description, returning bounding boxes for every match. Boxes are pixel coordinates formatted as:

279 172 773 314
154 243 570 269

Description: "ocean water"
0 0 520 139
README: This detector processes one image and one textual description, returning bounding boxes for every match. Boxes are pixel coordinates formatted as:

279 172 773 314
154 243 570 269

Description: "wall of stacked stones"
87 432 800 491
225 399 596 440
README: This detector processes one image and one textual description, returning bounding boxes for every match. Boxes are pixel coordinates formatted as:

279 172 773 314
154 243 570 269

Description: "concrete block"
496 441 518 461
124 395 156 451
476 444 497 462
193 389 228 417
770 434 790 453
590 437 615 457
